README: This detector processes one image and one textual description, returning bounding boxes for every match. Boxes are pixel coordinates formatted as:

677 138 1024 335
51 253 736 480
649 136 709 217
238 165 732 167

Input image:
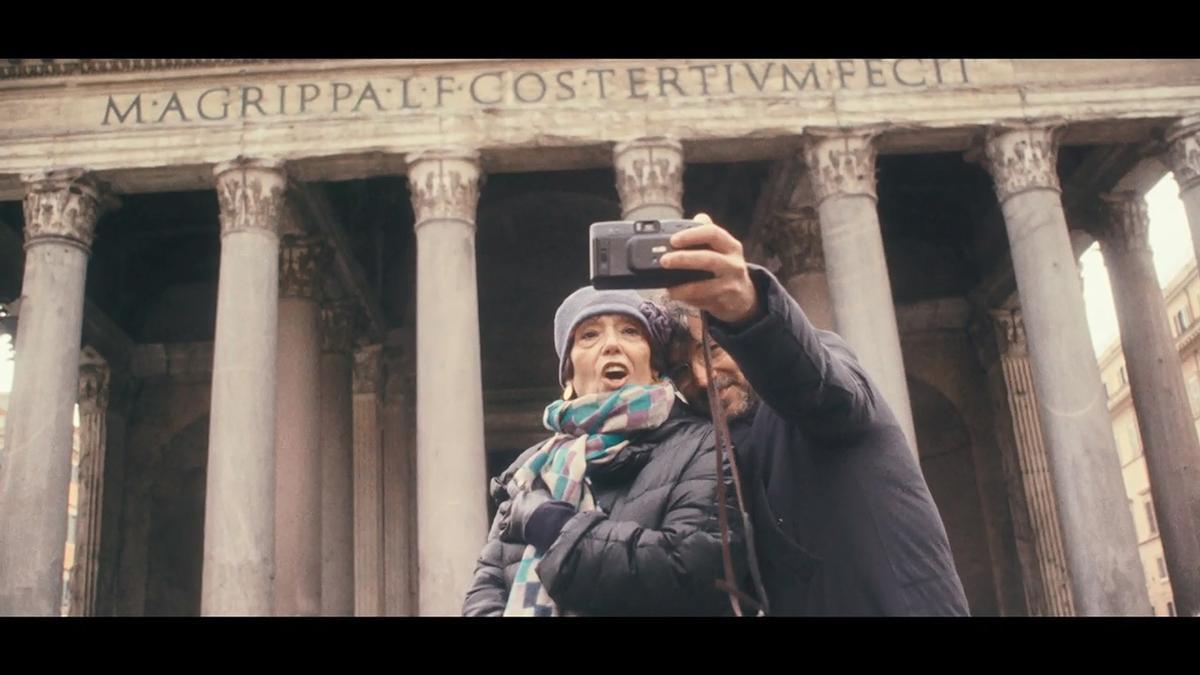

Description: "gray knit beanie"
554 287 673 387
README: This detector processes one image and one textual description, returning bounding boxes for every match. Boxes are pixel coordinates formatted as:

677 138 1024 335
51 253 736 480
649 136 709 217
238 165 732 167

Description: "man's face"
684 315 759 422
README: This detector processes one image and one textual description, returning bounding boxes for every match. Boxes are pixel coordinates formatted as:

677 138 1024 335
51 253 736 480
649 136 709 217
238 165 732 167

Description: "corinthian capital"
21 169 116 252
803 129 880 205
278 235 327 300
981 122 1063 203
213 157 287 237
1165 116 1200 192
613 137 684 218
407 149 482 228
1093 191 1151 254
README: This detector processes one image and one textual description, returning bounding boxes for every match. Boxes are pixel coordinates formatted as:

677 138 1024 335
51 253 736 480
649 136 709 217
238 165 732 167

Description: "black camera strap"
699 313 769 617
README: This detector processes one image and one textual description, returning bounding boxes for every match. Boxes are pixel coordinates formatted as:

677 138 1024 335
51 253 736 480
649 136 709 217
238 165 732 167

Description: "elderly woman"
462 286 743 616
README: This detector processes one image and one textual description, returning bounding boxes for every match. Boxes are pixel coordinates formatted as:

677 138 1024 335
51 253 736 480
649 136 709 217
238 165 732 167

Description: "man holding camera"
659 213 969 616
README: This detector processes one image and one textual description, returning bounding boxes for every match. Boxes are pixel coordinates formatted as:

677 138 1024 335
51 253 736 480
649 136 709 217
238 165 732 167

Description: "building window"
1119 366 1127 386
1126 425 1141 459
1156 556 1168 580
1176 308 1191 335
1188 374 1200 417
1144 498 1159 536
1167 601 1176 616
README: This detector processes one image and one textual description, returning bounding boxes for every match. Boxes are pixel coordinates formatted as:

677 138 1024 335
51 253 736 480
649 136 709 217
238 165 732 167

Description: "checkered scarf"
502 380 677 617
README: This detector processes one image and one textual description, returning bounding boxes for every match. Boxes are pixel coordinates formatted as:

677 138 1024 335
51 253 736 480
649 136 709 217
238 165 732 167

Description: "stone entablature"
1 59 1197 200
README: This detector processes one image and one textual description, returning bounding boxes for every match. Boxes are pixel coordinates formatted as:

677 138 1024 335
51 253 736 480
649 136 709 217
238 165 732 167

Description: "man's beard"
693 373 759 423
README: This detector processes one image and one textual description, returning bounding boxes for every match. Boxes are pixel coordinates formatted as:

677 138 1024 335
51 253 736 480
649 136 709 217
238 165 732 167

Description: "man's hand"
660 213 762 325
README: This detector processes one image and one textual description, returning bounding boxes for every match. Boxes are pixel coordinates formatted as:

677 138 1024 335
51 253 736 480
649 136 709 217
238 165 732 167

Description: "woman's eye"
580 330 599 340
621 326 640 336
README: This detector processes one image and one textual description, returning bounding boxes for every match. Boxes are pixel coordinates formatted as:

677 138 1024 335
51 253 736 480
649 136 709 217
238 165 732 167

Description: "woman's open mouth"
601 363 630 388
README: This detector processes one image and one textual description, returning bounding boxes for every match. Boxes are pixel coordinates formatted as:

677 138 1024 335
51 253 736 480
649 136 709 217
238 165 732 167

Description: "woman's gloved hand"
498 488 577 551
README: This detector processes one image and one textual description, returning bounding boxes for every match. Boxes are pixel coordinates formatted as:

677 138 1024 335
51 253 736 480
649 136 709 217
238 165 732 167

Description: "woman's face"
568 313 656 397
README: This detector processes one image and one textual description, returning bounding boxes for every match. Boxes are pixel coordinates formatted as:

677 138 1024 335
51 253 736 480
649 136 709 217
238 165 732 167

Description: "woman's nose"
600 328 622 353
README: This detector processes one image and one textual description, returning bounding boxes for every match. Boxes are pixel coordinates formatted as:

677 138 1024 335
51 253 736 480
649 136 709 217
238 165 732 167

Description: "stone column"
758 189 835 331
67 347 109 617
273 234 326 616
1166 116 1200 269
383 343 418 616
980 123 1150 615
201 158 285 616
319 302 355 616
614 137 685 220
804 129 918 451
407 149 489 616
0 169 112 616
352 344 385 616
987 309 1076 616
94 369 134 617
1092 191 1200 616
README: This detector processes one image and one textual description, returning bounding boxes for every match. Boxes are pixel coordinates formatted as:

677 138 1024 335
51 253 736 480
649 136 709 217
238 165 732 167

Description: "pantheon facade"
1 59 1199 616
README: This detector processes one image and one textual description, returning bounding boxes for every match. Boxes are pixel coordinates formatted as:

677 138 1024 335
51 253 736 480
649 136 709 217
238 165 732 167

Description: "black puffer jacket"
462 400 744 616
708 266 969 616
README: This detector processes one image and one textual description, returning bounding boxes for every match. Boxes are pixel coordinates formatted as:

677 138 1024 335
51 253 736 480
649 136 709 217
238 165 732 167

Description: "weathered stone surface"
1093 191 1200 616
2 60 1197 198
0 174 108 616
408 150 488 616
200 159 284 616
807 131 918 452
984 126 1150 615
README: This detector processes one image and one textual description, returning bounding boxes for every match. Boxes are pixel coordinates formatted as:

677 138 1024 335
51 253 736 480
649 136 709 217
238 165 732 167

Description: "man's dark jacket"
705 266 970 616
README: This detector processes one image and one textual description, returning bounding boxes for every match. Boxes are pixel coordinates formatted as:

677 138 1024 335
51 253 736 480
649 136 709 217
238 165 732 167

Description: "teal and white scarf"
502 380 677 617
